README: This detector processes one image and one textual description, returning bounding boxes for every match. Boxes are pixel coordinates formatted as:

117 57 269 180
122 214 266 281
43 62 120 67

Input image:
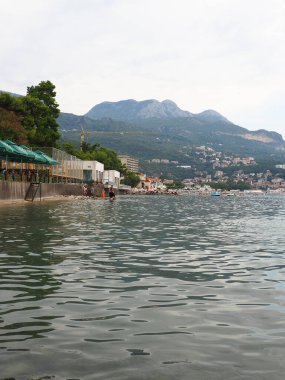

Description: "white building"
103 170 120 188
83 161 104 183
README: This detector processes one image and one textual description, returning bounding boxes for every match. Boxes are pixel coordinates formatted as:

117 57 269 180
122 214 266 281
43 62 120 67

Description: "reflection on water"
0 195 285 379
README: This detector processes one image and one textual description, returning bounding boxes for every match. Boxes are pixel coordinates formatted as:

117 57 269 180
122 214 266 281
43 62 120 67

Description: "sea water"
0 195 285 380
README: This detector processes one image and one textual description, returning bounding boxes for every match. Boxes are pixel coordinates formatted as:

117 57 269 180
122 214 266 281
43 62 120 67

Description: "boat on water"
211 191 221 196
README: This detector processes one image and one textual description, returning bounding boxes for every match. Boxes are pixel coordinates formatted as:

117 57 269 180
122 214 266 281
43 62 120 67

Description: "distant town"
142 144 285 192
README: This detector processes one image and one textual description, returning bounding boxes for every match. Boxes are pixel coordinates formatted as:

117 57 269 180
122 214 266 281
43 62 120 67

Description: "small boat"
211 191 221 196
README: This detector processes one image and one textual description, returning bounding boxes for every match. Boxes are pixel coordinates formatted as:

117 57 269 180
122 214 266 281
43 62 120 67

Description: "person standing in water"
108 185 115 201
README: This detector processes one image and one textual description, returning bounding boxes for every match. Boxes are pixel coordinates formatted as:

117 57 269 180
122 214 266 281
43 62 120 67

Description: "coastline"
1 190 284 207
0 195 84 207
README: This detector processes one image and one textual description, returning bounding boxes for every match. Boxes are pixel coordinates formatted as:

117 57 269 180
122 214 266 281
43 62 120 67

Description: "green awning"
19 145 38 160
4 140 30 159
35 150 59 165
0 140 59 165
0 140 15 155
19 145 47 163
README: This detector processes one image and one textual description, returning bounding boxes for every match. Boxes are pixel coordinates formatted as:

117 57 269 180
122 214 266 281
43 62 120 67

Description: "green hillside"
57 99 285 178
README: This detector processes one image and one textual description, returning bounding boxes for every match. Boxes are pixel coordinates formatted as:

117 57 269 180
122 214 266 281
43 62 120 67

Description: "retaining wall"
0 181 83 201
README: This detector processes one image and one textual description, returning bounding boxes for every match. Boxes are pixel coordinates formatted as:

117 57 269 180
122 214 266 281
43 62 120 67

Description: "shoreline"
0 195 84 207
1 190 284 207
0 194 120 207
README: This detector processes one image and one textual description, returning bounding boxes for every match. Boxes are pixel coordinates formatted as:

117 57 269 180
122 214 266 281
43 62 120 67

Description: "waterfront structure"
0 141 61 183
39 147 83 183
118 154 139 173
83 160 104 183
103 170 120 188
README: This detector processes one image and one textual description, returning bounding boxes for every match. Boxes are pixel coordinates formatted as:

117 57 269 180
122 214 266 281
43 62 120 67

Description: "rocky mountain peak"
85 99 192 120
196 109 230 123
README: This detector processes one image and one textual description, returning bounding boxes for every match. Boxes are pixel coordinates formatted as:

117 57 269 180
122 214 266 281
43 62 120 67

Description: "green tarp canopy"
34 150 59 165
0 140 15 155
19 145 48 164
4 140 30 159
0 140 59 165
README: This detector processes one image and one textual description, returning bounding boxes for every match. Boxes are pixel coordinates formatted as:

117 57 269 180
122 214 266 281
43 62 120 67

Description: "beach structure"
83 160 104 183
103 170 120 188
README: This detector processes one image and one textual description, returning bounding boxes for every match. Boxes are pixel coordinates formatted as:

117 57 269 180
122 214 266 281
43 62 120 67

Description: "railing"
0 170 82 184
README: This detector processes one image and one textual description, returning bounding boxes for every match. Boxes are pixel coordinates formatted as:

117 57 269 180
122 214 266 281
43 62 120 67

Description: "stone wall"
0 181 83 201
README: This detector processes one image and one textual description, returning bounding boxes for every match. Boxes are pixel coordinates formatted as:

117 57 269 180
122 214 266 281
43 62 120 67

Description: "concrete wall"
0 181 83 201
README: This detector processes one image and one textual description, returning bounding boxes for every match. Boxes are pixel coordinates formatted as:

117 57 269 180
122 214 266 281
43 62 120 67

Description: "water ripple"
0 195 285 379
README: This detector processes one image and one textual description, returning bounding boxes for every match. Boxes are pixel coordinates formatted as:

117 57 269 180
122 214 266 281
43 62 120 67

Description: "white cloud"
1 0 285 137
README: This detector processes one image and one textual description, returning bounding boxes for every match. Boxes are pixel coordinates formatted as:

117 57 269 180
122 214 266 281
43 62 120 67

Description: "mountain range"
85 99 230 123
2 91 285 177
58 99 285 159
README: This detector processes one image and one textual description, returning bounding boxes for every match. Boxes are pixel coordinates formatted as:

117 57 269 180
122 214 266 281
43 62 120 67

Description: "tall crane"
80 126 124 150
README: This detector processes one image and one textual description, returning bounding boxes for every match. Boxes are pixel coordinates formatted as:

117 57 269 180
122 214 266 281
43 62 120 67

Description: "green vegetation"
0 81 60 147
0 107 27 144
208 180 251 191
121 171 140 187
2 86 284 182
140 162 196 180
58 108 285 179
62 142 144 187
62 142 126 173
165 180 184 189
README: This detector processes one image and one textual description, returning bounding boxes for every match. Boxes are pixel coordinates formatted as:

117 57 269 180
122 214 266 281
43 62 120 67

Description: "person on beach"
108 185 115 201
82 184 88 196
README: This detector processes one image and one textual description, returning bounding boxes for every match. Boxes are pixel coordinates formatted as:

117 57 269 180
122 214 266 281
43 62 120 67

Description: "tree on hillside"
81 142 101 153
27 81 59 115
0 107 28 144
20 95 59 146
209 180 251 191
121 171 140 187
165 180 184 189
0 81 61 147
61 142 78 156
0 92 21 112
25 81 61 147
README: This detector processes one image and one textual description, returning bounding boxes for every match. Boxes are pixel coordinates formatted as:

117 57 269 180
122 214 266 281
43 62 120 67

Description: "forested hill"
2 89 284 173
58 99 285 164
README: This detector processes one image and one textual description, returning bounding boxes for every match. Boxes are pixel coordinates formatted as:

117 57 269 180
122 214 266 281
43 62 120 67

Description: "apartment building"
118 154 139 173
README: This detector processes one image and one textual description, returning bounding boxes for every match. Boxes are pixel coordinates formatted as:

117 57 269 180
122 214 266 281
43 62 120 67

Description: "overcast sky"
1 0 285 137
